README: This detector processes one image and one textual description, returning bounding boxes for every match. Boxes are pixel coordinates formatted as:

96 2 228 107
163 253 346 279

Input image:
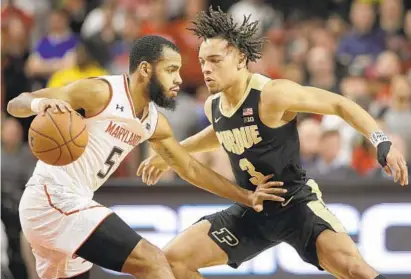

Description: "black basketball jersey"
211 74 306 195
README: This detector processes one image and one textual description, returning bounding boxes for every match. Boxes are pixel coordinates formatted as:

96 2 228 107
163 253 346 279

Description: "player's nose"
201 62 212 75
175 73 182 85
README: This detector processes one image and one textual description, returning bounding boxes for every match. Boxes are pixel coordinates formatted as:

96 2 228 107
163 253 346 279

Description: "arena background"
2 0 411 279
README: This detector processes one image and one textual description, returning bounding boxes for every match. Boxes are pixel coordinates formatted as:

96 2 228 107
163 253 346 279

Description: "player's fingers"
147 166 158 185
260 174 274 184
398 161 407 186
56 103 67 113
262 188 287 195
49 103 60 114
143 165 154 184
258 193 285 203
253 204 263 212
391 163 400 182
39 103 50 115
262 181 284 188
383 165 392 177
63 102 73 111
152 169 163 185
136 162 146 176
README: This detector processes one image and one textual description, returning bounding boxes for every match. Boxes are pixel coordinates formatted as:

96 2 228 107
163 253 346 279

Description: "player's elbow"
7 93 32 118
7 98 22 117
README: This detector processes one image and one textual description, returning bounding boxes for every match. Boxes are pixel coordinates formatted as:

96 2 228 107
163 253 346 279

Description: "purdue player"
7 36 286 279
138 8 409 279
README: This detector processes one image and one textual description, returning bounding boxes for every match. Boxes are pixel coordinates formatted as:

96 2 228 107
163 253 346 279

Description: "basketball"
28 111 88 166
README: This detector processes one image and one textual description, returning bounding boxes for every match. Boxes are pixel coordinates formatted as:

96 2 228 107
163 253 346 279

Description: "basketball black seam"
29 128 62 162
69 112 87 148
47 112 74 162
31 125 87 153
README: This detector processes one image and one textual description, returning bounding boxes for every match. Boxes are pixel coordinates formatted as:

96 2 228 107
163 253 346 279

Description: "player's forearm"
179 125 220 153
7 93 37 118
334 97 381 140
181 158 253 207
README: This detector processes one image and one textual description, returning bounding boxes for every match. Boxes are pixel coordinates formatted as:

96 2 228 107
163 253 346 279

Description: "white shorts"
19 184 113 279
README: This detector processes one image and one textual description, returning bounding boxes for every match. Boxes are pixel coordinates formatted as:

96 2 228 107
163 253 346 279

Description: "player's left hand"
383 146 408 186
137 155 169 185
249 174 287 212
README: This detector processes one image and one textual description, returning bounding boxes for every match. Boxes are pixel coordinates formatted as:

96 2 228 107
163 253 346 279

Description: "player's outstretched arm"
139 113 287 212
137 95 220 184
261 79 408 186
7 78 110 118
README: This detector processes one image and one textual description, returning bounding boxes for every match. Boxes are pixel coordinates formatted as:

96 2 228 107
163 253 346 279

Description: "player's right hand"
38 99 73 115
250 174 287 212
137 155 170 185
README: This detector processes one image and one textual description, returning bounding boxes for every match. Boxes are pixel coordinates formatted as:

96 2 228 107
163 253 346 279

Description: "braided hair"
188 6 265 63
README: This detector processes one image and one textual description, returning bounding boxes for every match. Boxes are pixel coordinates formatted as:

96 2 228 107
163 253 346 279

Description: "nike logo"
281 196 294 207
215 117 222 123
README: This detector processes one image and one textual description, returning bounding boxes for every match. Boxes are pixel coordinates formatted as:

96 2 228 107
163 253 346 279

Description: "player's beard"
148 72 176 111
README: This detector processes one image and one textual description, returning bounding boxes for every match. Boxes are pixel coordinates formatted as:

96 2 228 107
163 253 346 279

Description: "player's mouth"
205 77 215 85
170 86 180 96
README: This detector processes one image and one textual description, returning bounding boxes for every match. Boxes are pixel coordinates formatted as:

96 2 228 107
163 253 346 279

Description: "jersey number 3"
97 147 124 179
239 158 265 185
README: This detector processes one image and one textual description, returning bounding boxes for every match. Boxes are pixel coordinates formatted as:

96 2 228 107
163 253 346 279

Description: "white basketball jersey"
27 74 158 193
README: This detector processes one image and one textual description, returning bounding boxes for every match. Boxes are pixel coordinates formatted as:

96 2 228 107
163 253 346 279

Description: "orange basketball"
28 111 88 166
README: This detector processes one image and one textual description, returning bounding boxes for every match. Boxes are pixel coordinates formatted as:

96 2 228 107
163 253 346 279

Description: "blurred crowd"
1 0 411 278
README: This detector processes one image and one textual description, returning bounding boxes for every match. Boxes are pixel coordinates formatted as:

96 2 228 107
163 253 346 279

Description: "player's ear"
238 53 247 70
139 61 153 78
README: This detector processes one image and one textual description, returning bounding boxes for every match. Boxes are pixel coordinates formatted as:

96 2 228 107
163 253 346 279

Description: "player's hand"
383 146 408 186
249 174 287 212
137 155 170 185
39 99 73 115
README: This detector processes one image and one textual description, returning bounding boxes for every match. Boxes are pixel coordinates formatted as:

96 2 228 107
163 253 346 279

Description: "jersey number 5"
239 158 265 185
97 146 124 179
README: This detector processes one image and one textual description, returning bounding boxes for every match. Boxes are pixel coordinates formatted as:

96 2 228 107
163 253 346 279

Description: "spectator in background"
321 76 371 165
249 41 284 79
109 12 140 74
370 51 402 105
139 0 174 41
47 42 107 88
379 0 404 36
86 8 119 69
400 10 411 74
1 221 14 279
228 0 283 38
2 15 33 141
383 75 411 159
283 63 305 84
337 2 385 74
298 118 321 170
81 0 124 39
62 0 89 34
352 137 378 176
306 130 358 180
306 46 339 93
170 0 205 90
25 9 78 88
1 118 37 279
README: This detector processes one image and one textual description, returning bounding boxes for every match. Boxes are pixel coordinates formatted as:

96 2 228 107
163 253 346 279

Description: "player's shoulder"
204 93 221 122
149 112 173 141
260 78 298 105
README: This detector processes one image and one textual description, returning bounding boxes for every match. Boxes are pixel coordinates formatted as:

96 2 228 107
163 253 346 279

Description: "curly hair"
188 6 265 63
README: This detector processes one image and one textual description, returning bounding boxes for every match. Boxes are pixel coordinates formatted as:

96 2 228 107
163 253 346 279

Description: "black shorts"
199 179 346 269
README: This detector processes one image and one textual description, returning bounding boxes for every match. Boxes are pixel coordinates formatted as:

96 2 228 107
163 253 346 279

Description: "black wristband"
377 141 392 167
